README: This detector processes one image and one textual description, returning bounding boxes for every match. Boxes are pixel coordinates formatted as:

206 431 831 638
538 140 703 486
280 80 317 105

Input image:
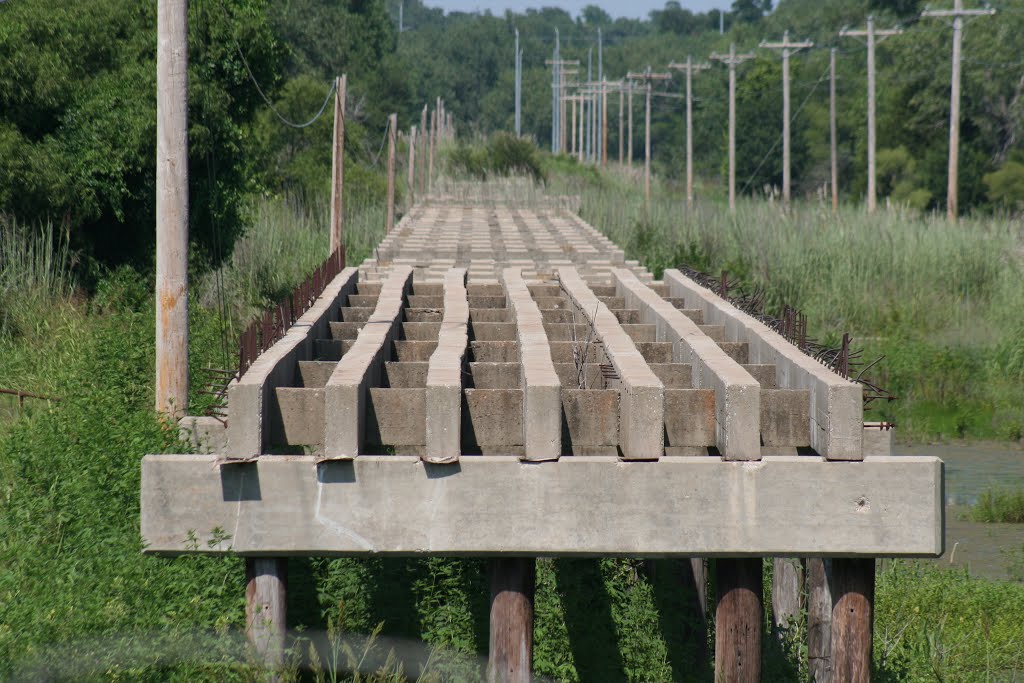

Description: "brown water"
894 442 1024 580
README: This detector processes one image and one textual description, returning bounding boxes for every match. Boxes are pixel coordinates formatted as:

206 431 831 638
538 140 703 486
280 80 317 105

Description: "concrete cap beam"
141 454 944 557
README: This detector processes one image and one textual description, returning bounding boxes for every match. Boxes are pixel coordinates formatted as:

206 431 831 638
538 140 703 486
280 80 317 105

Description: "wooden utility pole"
711 44 756 211
627 84 634 168
419 105 428 197
601 81 609 165
487 559 535 683
831 558 874 683
760 31 814 205
570 95 577 156
428 108 436 193
578 91 586 163
830 49 838 213
386 114 397 233
407 125 416 210
922 0 995 220
628 68 672 201
156 0 189 419
329 75 347 256
618 87 625 164
669 56 711 208
715 558 763 682
841 17 903 213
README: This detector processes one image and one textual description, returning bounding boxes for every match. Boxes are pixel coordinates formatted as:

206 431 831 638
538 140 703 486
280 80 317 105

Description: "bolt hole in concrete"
894 442 1024 580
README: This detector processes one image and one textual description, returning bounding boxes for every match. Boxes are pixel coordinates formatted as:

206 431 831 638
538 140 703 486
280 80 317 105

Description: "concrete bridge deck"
142 201 942 559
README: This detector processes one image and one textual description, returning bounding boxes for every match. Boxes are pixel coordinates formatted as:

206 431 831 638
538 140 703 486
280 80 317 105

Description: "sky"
424 1 732 21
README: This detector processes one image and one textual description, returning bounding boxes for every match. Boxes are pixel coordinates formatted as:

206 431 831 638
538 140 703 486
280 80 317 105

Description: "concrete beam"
557 267 664 460
425 268 468 463
663 270 864 460
613 269 760 460
141 454 943 557
324 266 413 458
227 267 359 459
503 268 561 461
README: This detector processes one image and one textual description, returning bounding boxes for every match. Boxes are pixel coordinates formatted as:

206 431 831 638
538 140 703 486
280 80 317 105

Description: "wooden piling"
807 557 833 682
772 557 804 639
386 113 397 233
831 558 874 683
715 558 763 683
487 558 535 683
246 557 288 669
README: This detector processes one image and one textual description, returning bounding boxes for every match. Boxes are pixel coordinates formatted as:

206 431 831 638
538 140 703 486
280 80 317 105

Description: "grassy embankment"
1 154 1023 680
544 160 1024 444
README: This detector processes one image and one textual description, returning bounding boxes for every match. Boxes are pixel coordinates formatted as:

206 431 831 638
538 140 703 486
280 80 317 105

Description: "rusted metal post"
156 0 189 419
831 558 874 683
715 558 763 683
487 558 534 683
330 75 347 256
246 558 288 670
386 113 397 233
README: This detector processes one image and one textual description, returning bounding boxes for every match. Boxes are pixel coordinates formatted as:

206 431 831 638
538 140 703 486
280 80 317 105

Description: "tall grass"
970 487 1024 523
0 219 75 339
548 167 1024 439
197 194 386 337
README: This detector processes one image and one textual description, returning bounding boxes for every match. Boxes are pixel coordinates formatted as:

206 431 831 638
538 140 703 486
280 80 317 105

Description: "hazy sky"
425 1 732 20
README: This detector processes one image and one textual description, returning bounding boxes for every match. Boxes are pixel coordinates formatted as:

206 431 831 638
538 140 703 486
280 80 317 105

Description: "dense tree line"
2 0 1024 277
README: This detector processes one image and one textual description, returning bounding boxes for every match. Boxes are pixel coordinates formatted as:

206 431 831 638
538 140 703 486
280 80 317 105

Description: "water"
895 441 1024 506
894 442 1024 580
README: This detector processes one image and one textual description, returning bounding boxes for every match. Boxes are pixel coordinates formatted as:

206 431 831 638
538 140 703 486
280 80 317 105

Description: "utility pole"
711 44 756 211
669 56 711 208
597 28 603 162
841 17 903 213
618 87 624 164
570 94 577 156
546 58 579 153
587 49 593 161
628 83 634 168
407 125 416 210
385 114 397 233
550 31 558 152
419 104 428 197
628 67 672 201
330 75 347 256
760 31 814 206
830 49 838 213
514 29 522 137
428 108 436 193
601 80 609 165
578 89 586 162
922 0 995 220
156 0 189 419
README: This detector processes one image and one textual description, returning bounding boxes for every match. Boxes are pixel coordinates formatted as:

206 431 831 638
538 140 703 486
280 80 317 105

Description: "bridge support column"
715 558 763 683
487 558 535 683
831 558 874 683
246 557 288 670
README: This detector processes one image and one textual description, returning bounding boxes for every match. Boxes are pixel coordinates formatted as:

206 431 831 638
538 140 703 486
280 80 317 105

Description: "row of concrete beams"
664 270 863 460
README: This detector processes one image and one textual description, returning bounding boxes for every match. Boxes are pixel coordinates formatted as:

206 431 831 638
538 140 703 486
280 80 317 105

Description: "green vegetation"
542 163 1024 441
969 487 1024 524
447 133 546 184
